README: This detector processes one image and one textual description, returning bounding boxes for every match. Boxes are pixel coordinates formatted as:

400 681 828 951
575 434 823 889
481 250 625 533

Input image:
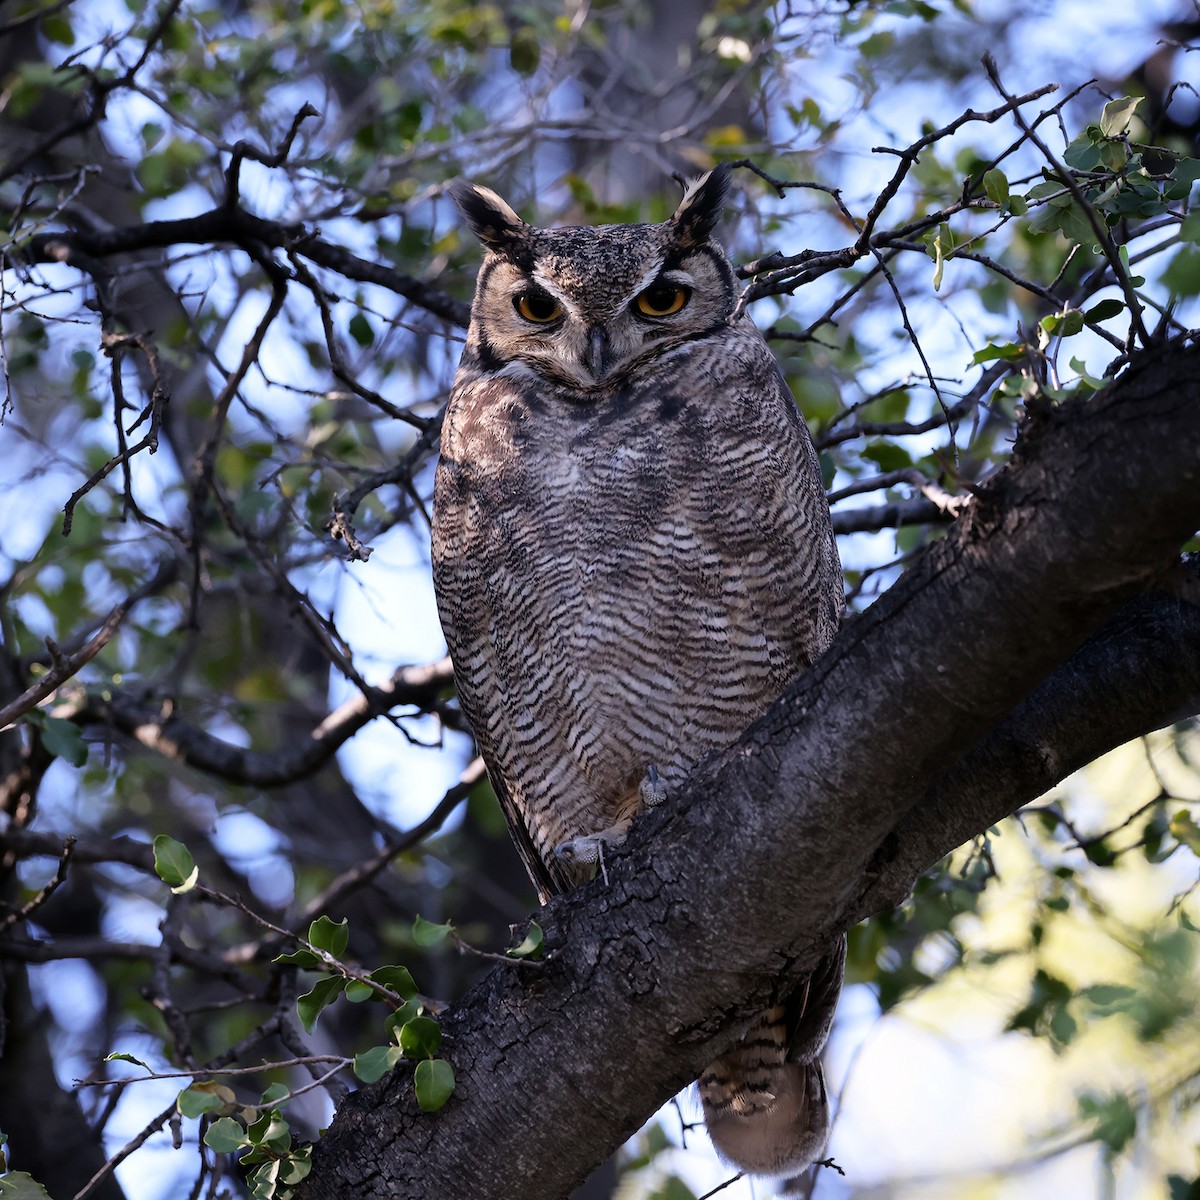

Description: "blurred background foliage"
1 0 1199 1197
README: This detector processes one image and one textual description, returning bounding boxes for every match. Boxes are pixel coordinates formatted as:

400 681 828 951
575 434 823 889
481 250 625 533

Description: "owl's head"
448 167 739 391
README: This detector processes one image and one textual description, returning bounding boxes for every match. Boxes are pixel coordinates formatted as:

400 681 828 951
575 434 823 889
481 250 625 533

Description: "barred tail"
698 937 845 1176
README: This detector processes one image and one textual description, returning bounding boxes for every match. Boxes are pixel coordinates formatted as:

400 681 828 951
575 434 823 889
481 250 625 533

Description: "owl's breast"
433 350 838 852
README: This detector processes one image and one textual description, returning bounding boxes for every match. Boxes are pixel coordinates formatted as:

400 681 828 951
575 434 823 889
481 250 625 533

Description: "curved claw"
639 763 668 808
555 836 601 867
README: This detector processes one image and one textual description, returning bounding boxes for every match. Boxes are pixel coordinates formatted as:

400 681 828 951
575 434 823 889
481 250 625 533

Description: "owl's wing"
459 694 566 906
432 433 570 906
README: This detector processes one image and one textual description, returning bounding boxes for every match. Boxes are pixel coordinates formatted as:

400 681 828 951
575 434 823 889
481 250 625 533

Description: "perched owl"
431 165 847 1179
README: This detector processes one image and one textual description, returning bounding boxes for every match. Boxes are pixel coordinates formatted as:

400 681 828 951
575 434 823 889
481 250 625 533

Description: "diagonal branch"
298 338 1200 1200
65 657 455 787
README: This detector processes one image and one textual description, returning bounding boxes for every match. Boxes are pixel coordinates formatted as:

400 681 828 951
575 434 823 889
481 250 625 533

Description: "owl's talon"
554 836 599 867
554 836 609 885
639 764 668 808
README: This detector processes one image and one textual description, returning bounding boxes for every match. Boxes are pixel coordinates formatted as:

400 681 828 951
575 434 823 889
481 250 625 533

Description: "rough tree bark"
294 341 1200 1199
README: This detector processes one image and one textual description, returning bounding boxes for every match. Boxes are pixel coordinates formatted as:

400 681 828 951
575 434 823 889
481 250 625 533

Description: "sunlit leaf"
1099 96 1141 139
177 1082 236 1117
203 1116 250 1155
152 835 195 888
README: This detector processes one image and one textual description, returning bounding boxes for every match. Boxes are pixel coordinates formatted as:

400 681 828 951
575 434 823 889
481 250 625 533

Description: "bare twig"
0 837 75 930
224 104 320 206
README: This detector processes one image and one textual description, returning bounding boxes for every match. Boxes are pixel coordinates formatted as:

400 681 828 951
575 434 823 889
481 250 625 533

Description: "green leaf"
345 979 375 1002
177 1082 236 1117
1063 132 1103 172
152 835 196 888
1099 96 1141 139
1170 810 1200 856
413 1058 455 1112
510 25 540 75
104 1051 151 1071
354 1044 403 1083
928 222 953 291
1083 299 1124 323
296 974 347 1032
1116 243 1145 288
348 312 374 347
1079 984 1135 1009
1168 1174 1200 1200
280 1146 313 1186
273 947 320 969
1039 309 1085 339
861 441 913 472
506 920 544 960
412 915 454 947
41 14 76 46
384 998 423 1041
308 915 349 958
248 1160 279 1199
37 716 88 767
399 1015 443 1059
260 1082 290 1105
1165 158 1200 201
369 965 418 999
972 341 1026 364
247 1111 291 1152
203 1116 250 1154
1068 357 1105 391
0 1172 54 1199
981 167 1009 206
1179 210 1200 245
1078 1090 1137 1157
1166 244 1200 298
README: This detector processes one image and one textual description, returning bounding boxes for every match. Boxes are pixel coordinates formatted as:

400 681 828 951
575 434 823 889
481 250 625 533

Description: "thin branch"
0 558 178 731
982 55 1151 348
20 209 471 327
61 330 171 534
75 1055 348 1089
0 837 75 930
224 104 320 207
67 657 455 787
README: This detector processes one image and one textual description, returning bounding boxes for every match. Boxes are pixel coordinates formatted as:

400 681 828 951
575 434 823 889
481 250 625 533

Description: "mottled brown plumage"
431 166 846 1178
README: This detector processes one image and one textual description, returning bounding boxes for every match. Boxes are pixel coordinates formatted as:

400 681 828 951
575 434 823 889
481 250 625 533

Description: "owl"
431 165 847 1179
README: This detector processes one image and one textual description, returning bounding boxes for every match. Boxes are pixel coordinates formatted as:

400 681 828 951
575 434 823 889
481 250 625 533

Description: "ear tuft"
448 179 528 255
668 164 733 249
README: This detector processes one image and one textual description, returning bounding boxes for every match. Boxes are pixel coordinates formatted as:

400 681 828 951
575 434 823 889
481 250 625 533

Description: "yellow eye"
514 291 562 323
635 283 689 317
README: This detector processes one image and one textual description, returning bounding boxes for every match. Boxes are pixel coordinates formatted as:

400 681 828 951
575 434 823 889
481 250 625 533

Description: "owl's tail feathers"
700 1058 830 1176
698 937 846 1177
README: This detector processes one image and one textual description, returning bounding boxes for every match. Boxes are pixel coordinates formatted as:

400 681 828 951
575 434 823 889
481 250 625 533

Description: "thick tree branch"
23 210 471 327
299 340 1200 1200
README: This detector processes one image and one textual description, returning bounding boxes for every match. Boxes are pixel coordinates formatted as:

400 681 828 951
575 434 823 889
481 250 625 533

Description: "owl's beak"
583 326 611 380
